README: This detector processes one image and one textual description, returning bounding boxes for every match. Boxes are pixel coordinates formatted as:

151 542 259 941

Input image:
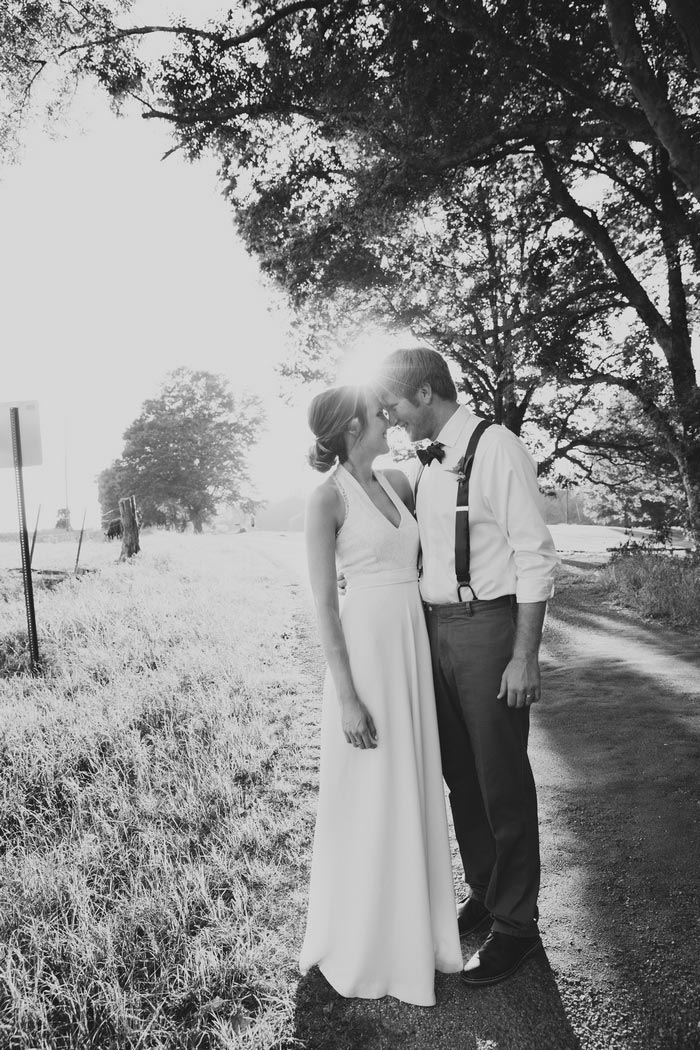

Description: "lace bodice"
332 465 419 582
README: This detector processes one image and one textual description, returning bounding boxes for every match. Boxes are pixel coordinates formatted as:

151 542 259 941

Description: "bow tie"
416 441 445 466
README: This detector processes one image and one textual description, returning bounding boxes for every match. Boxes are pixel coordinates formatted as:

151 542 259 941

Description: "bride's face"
356 393 390 457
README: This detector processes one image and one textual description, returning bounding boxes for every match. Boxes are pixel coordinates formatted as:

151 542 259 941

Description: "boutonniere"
446 464 467 482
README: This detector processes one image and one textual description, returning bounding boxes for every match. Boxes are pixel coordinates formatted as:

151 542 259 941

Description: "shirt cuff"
515 578 556 603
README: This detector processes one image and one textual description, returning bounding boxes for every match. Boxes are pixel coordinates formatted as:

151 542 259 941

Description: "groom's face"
381 391 433 442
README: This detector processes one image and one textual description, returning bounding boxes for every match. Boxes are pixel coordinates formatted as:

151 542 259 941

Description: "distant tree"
584 477 683 541
97 368 263 533
577 393 686 537
97 456 130 526
540 485 592 526
54 507 71 530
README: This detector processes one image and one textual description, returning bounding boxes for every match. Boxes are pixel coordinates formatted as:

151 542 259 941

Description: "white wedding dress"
299 465 462 1006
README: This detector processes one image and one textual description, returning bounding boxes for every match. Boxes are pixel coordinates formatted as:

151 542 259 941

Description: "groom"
377 348 558 987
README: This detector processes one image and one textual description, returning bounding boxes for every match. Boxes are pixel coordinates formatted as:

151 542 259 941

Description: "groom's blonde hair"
376 348 458 403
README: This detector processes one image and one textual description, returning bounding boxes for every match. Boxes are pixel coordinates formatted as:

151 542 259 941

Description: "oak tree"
98 368 262 532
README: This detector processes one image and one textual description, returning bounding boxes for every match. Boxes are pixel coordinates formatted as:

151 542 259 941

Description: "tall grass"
600 545 700 630
0 533 319 1049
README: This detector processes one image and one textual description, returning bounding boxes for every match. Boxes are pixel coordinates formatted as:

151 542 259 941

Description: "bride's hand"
341 698 378 749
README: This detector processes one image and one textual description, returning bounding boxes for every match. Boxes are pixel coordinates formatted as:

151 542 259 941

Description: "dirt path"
535 561 700 1050
246 534 700 1050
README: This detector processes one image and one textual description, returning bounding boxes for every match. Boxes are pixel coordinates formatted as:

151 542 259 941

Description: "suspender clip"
457 582 477 603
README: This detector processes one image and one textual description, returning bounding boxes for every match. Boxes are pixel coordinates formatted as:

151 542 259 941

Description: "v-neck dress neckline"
336 464 404 531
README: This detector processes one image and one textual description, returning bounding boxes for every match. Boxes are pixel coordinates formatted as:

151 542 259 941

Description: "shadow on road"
537 589 700 1048
292 951 582 1050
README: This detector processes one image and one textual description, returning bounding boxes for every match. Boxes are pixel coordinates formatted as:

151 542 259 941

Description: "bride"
299 384 462 1007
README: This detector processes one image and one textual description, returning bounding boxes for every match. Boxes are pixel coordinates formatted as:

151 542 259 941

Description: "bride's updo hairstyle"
307 386 369 473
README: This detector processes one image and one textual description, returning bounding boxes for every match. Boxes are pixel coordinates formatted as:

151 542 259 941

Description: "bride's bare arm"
305 483 378 749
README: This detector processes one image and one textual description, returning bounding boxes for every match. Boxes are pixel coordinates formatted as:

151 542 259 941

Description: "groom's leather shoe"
461 930 542 986
457 895 491 937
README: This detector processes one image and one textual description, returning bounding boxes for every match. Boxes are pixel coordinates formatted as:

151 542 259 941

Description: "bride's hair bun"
306 386 369 474
307 439 338 473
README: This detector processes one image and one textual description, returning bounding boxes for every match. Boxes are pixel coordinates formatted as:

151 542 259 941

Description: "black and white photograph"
1 3 699 1048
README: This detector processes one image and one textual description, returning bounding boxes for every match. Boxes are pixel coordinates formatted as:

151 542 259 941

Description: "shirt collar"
435 404 472 448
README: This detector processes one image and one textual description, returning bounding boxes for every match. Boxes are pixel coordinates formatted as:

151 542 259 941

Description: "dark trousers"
424 599 540 937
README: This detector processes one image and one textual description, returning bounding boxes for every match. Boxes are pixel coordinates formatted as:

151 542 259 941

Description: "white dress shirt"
414 405 559 604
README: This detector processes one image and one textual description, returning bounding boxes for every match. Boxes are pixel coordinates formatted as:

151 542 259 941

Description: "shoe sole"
460 938 543 986
458 911 491 939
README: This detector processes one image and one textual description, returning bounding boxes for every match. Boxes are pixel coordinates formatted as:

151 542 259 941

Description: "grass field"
0 531 321 1049
1 523 697 1048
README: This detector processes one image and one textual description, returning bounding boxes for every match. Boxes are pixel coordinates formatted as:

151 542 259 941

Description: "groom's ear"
416 382 433 404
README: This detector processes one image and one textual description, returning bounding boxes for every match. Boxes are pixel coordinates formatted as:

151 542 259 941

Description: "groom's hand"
497 655 541 708
337 571 347 595
498 601 546 707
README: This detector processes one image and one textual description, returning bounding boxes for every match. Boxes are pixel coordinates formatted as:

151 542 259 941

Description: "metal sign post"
2 402 43 674
10 408 40 670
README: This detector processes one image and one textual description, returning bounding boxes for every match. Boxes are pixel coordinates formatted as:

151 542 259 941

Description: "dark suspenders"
414 419 494 600
454 419 493 600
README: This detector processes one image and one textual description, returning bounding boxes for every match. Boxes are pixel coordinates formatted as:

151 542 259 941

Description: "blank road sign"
0 402 43 467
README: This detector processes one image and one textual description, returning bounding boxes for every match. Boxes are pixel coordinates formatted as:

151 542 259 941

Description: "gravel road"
247 533 700 1050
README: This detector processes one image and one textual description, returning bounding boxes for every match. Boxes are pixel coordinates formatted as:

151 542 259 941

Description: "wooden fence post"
119 495 140 560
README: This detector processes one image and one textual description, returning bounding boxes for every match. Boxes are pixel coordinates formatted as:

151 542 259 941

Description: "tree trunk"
676 445 700 549
119 496 141 560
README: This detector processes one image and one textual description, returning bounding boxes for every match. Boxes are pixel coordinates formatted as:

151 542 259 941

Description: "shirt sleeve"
479 428 560 603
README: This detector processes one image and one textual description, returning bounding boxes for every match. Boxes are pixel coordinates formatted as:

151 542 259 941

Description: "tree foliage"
0 1 137 159
265 157 624 471
69 0 700 539
573 391 686 535
11 1 700 538
98 368 262 532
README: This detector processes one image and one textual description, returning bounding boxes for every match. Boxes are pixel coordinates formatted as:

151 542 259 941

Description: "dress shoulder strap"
330 468 350 531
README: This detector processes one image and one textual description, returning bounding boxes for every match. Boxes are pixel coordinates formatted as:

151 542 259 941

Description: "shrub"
601 545 700 630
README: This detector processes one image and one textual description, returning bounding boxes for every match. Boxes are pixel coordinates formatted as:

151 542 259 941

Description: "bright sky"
0 27 324 533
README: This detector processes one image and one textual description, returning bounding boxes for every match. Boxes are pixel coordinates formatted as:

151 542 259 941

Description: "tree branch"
60 24 223 55
60 1 328 57
400 119 652 177
567 370 680 453
535 143 676 359
605 0 700 203
138 100 321 126
425 0 655 141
